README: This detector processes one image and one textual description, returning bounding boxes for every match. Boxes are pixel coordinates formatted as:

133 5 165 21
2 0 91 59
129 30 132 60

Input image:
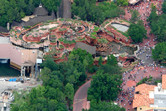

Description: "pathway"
117 0 165 110
73 80 91 111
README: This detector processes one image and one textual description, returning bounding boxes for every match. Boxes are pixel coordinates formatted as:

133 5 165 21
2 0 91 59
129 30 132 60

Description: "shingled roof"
75 42 96 55
162 74 166 89
21 16 53 26
33 4 48 16
133 84 156 108
0 26 8 33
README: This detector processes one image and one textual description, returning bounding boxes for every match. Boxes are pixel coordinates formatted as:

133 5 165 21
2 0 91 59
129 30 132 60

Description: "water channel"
0 60 20 77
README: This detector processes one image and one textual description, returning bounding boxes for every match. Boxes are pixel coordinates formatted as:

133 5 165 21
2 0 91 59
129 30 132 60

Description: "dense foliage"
87 54 123 110
11 86 68 111
162 1 166 14
88 55 122 101
11 50 123 110
88 71 122 101
84 100 125 111
11 48 93 111
130 10 139 23
152 42 166 65
128 21 147 43
0 0 60 27
99 55 122 75
116 0 128 6
72 0 124 25
148 5 166 42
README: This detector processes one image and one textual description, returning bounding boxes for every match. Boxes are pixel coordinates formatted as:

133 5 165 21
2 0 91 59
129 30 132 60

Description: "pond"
0 61 20 77
111 23 129 32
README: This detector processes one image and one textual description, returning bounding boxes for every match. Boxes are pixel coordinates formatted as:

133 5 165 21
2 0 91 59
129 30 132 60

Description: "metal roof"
0 37 10 44
154 94 166 107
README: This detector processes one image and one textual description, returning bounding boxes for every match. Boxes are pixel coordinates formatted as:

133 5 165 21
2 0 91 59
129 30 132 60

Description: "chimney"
7 23 10 30
158 83 162 91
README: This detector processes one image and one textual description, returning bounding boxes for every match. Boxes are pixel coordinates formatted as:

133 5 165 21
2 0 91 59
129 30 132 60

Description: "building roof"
21 15 35 22
133 84 156 108
0 37 10 44
21 16 53 26
0 26 8 33
11 21 21 28
162 74 166 89
154 93 166 107
75 42 96 55
33 4 48 16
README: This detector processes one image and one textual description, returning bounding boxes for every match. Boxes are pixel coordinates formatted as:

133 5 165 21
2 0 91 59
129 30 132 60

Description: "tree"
65 83 74 108
152 42 166 65
69 48 93 68
11 86 68 111
130 10 139 23
148 4 166 42
98 56 103 66
0 0 60 27
162 1 166 14
41 58 58 71
87 100 125 111
107 54 118 65
147 5 158 24
150 14 166 42
128 23 147 43
88 71 122 102
116 0 128 6
99 55 121 75
72 1 124 25
41 0 61 12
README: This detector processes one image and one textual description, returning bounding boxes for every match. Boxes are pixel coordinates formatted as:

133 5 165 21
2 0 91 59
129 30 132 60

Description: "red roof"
133 84 156 108
162 74 166 89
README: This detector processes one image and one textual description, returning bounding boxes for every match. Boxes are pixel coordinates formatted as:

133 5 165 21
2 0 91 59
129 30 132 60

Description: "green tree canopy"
152 42 166 65
86 100 125 111
128 22 147 43
41 0 61 13
162 1 166 14
148 4 166 42
0 0 60 27
11 86 68 111
116 0 128 6
150 14 166 42
11 48 95 111
147 5 158 24
88 71 122 102
130 10 139 23
99 55 121 75
72 1 124 25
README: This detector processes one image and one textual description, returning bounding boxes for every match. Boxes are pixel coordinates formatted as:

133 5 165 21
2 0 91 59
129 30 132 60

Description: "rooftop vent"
158 83 162 91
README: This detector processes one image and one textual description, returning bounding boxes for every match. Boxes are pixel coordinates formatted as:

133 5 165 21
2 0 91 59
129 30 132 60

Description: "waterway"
0 63 20 77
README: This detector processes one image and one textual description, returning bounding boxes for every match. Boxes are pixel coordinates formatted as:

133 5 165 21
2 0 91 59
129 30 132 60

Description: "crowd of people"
117 0 165 110
117 61 166 110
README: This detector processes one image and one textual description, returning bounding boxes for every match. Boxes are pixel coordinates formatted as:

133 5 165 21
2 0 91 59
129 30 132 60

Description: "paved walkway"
73 80 91 111
117 0 165 110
